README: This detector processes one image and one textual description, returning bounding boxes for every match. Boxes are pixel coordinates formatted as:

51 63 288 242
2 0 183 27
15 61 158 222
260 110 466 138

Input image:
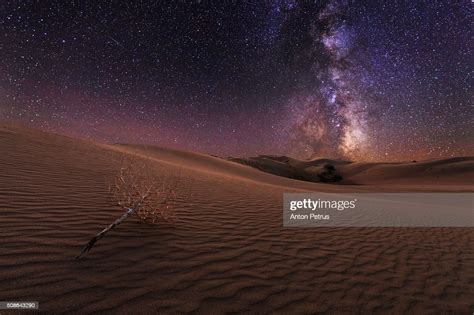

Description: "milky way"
285 0 373 159
1 1 472 161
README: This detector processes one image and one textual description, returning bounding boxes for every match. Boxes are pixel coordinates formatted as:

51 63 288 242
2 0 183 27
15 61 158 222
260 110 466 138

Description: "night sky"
1 0 472 161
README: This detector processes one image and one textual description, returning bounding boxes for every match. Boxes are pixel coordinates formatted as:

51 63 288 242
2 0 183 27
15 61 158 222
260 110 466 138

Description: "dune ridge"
0 123 473 313
229 155 474 186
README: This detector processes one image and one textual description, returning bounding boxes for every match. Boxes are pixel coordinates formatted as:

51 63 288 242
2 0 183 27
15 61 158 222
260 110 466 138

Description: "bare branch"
76 154 182 259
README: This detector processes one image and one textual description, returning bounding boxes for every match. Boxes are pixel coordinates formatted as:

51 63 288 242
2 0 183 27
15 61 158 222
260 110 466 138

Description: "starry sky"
1 0 472 161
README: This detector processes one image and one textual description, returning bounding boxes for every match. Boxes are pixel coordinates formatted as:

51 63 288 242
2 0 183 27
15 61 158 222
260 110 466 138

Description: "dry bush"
76 154 181 259
111 156 180 224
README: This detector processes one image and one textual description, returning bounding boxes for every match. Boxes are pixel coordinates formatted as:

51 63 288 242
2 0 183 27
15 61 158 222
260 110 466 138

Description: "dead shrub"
76 154 181 259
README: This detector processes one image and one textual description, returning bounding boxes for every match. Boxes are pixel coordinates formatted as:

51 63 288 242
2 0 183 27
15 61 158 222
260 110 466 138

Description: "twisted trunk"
75 206 136 260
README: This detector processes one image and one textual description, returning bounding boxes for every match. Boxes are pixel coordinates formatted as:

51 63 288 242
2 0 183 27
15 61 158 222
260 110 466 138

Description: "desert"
0 123 473 313
2 1 472 313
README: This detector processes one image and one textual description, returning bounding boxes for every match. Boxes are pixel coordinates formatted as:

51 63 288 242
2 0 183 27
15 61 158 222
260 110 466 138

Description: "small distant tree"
76 155 180 259
317 163 343 183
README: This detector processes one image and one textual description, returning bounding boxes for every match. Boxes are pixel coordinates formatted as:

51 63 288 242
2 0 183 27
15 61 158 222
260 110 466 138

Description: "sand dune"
229 155 474 186
0 123 473 313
